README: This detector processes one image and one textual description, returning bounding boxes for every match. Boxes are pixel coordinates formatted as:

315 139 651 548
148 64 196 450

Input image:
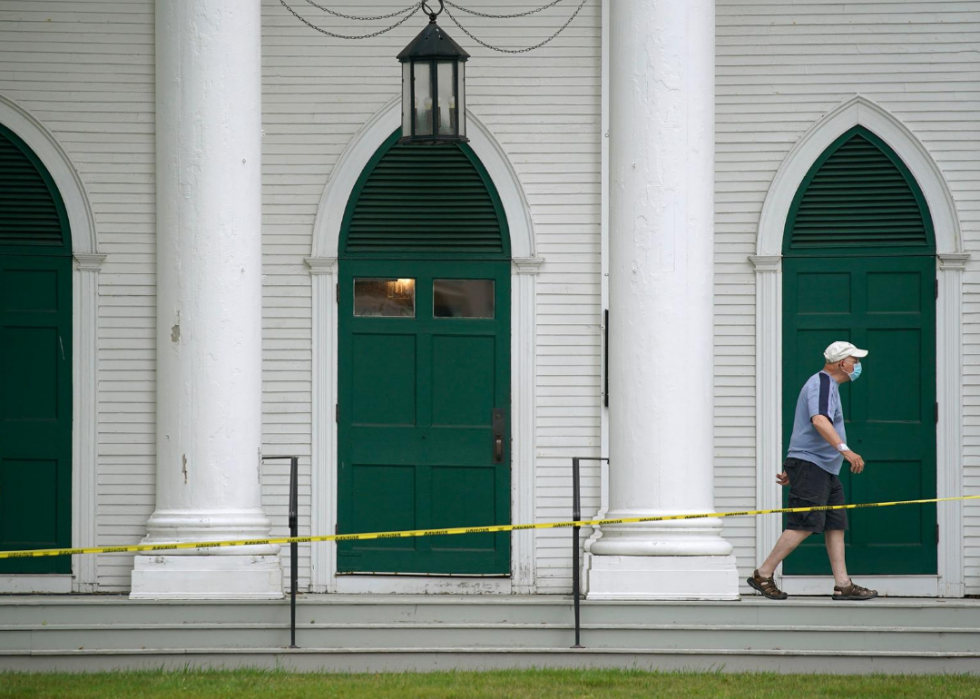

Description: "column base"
585 553 739 601
130 555 283 600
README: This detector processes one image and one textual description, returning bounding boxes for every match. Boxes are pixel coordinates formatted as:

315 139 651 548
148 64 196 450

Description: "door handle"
492 408 505 464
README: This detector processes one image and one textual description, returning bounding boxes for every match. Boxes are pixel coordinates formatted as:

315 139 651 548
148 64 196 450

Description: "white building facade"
0 0 976 600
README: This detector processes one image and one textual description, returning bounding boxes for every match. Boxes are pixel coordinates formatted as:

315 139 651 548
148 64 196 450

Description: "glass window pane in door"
354 278 415 317
433 279 494 318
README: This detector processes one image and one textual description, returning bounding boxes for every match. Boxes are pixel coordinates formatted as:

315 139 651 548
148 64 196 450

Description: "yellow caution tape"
2 494 979 560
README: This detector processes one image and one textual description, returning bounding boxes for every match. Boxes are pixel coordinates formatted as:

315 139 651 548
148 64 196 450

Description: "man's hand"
776 471 789 487
844 450 865 474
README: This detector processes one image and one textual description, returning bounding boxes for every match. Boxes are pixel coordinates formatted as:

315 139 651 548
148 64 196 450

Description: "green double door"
337 260 511 575
783 255 937 575
0 255 72 574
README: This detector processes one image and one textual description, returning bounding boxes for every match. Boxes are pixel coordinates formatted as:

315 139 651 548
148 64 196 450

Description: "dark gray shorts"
785 457 848 533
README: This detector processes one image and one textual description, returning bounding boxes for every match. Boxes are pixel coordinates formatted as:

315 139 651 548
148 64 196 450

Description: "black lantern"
397 1 469 144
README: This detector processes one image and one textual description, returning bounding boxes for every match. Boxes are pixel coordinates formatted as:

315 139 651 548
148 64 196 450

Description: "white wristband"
837 443 849 452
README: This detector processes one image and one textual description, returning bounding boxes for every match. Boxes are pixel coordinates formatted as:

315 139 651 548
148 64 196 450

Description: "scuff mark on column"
182 454 188 484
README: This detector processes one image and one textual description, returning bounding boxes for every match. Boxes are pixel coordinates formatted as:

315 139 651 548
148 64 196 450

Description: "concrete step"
4 595 980 628
3 622 980 653
3 595 980 673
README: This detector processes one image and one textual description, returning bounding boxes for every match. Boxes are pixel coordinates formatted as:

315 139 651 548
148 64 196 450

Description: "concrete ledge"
3 647 979 675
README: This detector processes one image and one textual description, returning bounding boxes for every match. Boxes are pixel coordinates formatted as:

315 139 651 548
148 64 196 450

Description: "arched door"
782 126 937 576
0 123 72 574
337 132 511 575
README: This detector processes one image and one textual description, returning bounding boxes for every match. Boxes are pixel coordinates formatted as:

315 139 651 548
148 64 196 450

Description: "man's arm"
811 414 865 474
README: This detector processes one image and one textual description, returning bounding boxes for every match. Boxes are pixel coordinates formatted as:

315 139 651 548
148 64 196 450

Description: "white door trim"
752 95 967 597
307 99 539 593
0 95 104 593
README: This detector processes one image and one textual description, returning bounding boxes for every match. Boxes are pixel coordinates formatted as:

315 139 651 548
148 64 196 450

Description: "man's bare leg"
825 529 850 587
757 529 812 578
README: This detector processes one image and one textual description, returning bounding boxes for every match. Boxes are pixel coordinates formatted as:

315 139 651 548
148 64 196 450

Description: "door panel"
338 260 510 575
0 255 72 574
783 255 936 575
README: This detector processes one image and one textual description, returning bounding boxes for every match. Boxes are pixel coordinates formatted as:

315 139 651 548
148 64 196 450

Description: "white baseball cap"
824 341 869 364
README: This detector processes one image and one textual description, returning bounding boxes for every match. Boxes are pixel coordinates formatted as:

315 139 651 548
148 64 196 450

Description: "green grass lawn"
1 669 978 699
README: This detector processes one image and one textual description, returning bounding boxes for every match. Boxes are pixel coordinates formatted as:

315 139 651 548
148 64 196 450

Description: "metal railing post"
262 455 300 649
288 456 299 649
569 455 608 649
572 457 583 649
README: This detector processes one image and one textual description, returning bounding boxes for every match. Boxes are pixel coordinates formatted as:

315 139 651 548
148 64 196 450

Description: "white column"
131 0 281 599
586 0 737 599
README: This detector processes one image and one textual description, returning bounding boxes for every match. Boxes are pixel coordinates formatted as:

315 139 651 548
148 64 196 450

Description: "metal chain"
278 0 420 40
302 0 419 22
443 0 588 53
281 0 588 52
444 0 566 20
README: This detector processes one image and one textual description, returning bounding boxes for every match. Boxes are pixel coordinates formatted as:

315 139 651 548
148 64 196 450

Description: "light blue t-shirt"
786 370 846 475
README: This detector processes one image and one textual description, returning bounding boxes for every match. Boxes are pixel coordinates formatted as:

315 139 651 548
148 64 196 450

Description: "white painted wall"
1 0 976 595
714 0 980 594
0 0 156 591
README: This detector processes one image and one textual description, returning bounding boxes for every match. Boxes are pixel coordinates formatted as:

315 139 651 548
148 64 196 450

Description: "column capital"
938 252 970 271
749 255 782 272
305 256 338 276
73 253 107 272
513 256 544 275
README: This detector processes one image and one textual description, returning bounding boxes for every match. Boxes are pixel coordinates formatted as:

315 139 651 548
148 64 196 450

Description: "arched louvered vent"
0 124 68 251
342 132 507 257
784 127 933 254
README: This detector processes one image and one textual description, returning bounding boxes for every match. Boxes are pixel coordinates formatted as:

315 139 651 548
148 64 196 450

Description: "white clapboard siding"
4 0 975 596
715 0 980 593
0 0 156 591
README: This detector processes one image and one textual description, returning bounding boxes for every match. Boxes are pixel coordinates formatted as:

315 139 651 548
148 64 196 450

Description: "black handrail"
262 455 300 649
265 453 602 649
571 456 608 648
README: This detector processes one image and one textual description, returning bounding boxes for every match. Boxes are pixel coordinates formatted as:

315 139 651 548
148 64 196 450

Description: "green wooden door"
335 131 512 575
783 256 937 575
0 124 73 574
338 260 511 574
780 125 937 576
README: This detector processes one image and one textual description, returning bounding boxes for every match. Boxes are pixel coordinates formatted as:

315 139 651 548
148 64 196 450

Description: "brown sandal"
833 580 878 601
747 569 788 600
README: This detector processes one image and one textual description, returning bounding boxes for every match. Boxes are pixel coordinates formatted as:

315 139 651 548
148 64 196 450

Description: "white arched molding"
752 95 967 597
308 100 540 593
0 94 103 593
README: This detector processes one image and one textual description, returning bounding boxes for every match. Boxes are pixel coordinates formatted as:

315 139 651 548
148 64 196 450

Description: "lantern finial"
422 1 444 23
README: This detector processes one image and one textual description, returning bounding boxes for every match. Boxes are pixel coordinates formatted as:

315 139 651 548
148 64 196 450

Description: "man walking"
748 341 878 601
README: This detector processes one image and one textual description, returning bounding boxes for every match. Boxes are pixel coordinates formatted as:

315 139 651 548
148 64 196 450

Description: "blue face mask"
846 362 862 382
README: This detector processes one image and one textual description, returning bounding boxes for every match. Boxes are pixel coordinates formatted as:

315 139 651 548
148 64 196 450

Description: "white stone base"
130 555 283 600
585 554 740 601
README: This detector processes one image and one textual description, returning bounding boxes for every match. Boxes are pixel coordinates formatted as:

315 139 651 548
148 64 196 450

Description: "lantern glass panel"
457 61 466 137
401 62 412 136
413 62 433 136
436 61 456 136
